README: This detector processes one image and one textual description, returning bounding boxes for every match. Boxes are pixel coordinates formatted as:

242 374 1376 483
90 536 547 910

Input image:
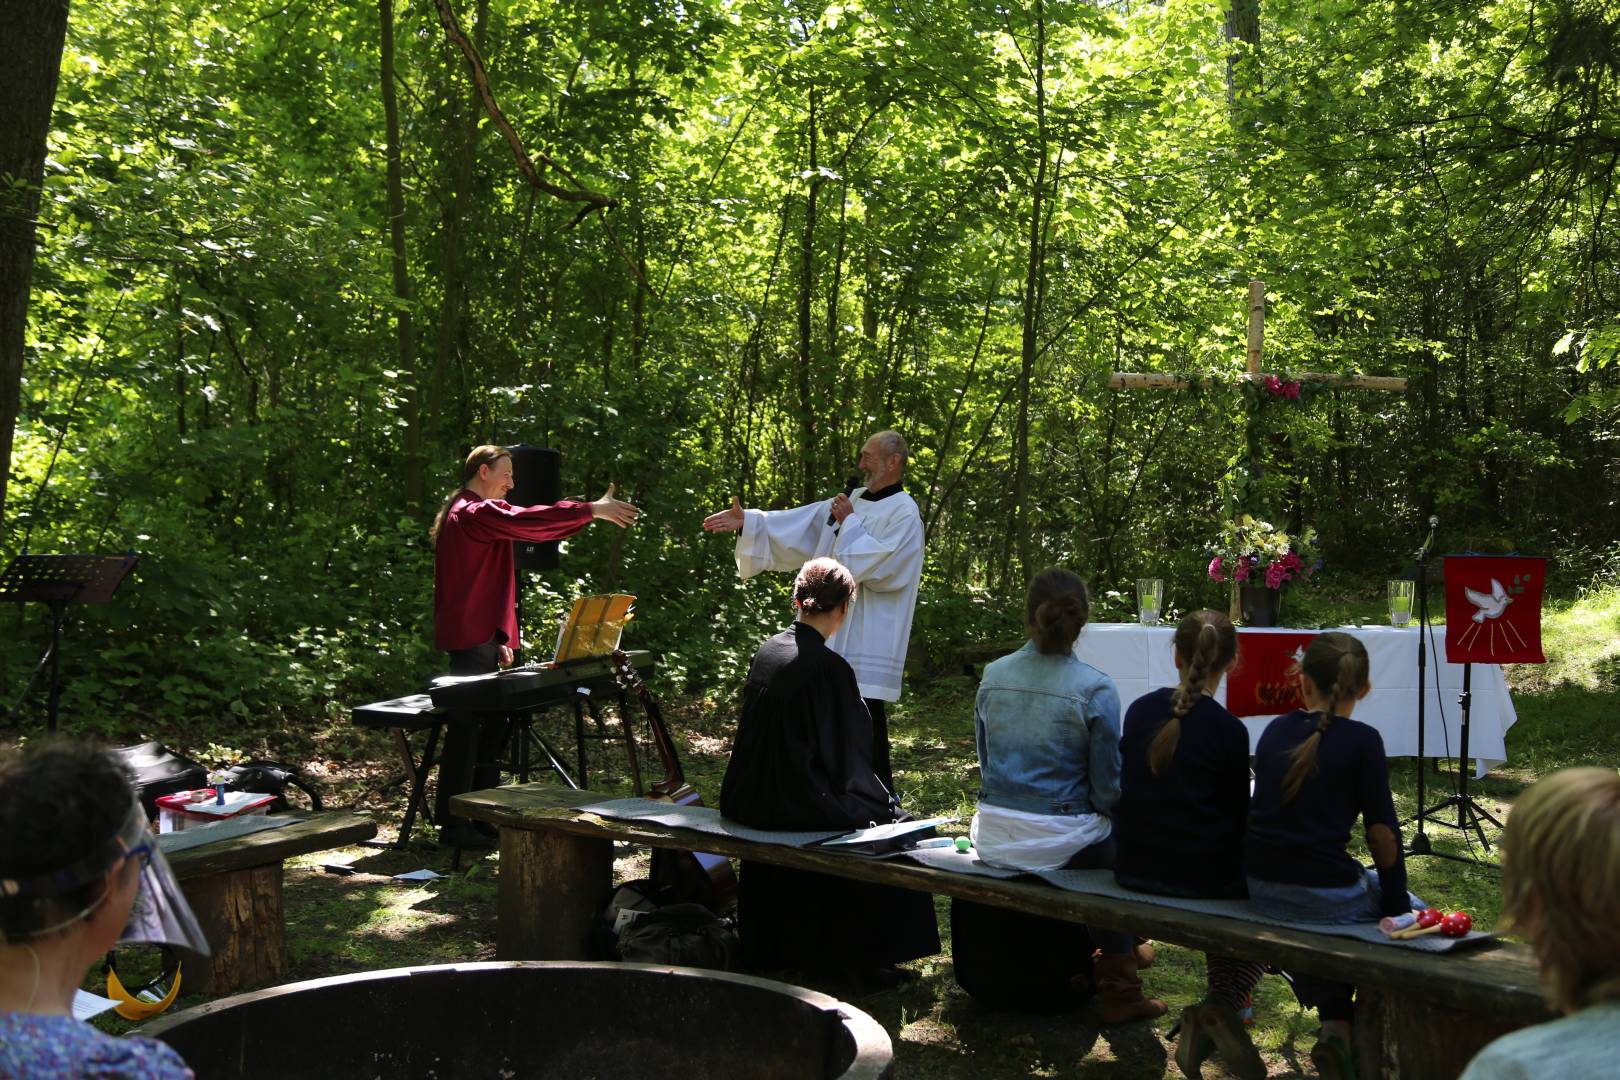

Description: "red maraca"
1440 911 1473 937
1416 907 1445 929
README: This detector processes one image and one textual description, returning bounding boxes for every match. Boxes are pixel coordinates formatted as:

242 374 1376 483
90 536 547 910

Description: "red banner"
1444 556 1547 664
1225 631 1315 717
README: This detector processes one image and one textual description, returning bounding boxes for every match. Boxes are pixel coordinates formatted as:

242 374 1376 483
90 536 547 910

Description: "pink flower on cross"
1208 556 1225 582
1263 375 1302 400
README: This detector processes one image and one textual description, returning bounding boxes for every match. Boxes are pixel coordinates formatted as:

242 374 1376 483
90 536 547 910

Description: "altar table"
1073 623 1517 773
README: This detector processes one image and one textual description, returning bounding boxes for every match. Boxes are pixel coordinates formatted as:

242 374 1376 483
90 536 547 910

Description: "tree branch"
431 0 616 212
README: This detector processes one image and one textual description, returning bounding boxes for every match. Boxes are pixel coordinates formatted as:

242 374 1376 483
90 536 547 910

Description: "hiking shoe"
1172 1002 1213 1078
1310 1031 1358 1080
1200 999 1266 1079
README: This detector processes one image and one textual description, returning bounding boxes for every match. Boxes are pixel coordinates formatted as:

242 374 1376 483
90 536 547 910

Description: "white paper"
72 990 120 1022
392 869 444 882
182 791 276 817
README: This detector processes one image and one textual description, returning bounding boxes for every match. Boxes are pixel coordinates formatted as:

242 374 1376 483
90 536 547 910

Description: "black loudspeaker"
505 443 562 571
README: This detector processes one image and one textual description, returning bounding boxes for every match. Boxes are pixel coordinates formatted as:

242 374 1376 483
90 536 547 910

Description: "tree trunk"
0 0 71 545
796 90 822 504
1224 0 1260 108
1013 0 1048 578
629 59 648 373
380 0 422 508
862 195 880 342
432 0 487 444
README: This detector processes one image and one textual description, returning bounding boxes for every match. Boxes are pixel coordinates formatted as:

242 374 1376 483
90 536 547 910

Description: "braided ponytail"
1281 632 1371 801
1150 611 1237 775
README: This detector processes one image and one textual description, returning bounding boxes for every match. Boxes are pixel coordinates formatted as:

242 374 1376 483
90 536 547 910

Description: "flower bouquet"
1207 515 1320 603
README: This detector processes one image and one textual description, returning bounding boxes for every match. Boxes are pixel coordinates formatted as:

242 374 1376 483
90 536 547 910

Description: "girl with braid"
1245 631 1423 1080
1115 611 1266 1079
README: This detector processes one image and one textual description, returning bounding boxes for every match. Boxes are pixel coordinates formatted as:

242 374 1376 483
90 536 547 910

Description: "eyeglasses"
122 840 155 873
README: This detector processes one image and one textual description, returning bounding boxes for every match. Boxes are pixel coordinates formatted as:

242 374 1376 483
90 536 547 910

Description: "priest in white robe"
702 430 924 787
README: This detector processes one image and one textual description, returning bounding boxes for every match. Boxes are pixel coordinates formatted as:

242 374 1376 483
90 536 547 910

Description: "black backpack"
596 880 739 971
214 761 324 812
114 742 208 819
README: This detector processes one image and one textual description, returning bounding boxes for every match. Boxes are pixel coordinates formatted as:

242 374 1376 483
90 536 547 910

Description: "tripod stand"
1412 661 1503 860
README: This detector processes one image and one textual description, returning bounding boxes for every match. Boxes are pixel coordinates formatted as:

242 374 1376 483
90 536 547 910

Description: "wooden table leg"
179 864 285 996
1355 985 1523 1079
496 827 612 960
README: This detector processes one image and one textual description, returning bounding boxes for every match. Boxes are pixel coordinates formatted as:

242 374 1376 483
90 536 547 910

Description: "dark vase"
1240 584 1282 627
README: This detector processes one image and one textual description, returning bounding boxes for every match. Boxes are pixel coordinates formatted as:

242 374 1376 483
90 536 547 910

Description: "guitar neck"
614 650 687 794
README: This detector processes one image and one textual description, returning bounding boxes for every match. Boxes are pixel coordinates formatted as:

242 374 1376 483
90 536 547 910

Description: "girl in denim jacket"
959 567 1164 1024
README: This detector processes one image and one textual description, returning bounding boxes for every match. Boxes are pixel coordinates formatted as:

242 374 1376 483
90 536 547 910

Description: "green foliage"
3 0 1618 748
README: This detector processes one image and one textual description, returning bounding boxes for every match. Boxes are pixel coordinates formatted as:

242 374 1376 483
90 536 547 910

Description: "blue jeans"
1246 869 1425 926
1246 869 1425 1022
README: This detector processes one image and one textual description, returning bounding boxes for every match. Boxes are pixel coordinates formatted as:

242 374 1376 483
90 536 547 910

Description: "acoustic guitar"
611 650 738 912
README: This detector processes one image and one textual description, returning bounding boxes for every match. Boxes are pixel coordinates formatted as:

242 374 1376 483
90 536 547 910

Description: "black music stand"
0 554 138 732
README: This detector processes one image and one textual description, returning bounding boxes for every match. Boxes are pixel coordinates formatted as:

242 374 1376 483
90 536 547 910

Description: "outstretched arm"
702 496 745 532
712 497 833 580
591 484 639 527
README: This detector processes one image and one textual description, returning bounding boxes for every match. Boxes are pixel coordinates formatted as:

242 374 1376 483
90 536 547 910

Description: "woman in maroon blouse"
430 445 638 846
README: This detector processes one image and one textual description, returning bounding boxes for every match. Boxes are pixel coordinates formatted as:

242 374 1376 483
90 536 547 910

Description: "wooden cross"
1108 280 1408 393
1108 280 1407 618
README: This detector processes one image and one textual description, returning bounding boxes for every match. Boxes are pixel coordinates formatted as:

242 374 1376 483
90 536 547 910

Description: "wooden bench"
454 784 1550 1080
164 812 376 994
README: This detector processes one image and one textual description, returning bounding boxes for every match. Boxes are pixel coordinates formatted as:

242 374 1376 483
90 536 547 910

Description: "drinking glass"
1388 579 1415 627
1137 578 1164 626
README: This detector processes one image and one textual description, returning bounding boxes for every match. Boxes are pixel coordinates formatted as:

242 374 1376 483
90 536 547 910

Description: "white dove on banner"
1463 579 1512 623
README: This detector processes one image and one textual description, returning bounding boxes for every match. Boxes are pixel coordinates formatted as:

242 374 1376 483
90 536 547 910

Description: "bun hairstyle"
430 445 512 547
0 739 135 943
1149 610 1238 775
1281 631 1371 802
1025 567 1090 655
1500 768 1620 1014
793 557 856 614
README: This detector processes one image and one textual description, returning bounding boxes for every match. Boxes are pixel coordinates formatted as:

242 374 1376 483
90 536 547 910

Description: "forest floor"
109 586 1620 1078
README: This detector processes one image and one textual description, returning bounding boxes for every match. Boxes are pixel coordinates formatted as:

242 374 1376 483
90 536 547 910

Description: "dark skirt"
736 861 940 973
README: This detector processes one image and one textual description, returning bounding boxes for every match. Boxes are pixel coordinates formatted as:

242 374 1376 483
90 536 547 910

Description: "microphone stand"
1404 521 1500 867
1408 517 1438 857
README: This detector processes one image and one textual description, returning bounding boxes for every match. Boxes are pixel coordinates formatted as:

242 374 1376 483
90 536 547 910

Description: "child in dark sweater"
1116 610 1265 1080
1246 631 1422 1080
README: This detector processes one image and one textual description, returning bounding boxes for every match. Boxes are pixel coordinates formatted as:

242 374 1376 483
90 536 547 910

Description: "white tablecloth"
1072 623 1517 774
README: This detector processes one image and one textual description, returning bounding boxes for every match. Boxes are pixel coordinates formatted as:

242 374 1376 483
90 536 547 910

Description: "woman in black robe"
720 557 939 984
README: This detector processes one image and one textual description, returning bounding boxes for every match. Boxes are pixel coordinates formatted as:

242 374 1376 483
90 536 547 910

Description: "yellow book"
554 593 636 663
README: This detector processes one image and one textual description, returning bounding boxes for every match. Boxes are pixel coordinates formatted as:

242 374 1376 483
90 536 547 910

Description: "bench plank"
166 812 377 880
454 785 1545 1022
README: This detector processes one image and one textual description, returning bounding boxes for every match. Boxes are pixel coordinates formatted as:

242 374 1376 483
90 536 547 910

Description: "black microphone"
828 474 862 527
1415 514 1439 562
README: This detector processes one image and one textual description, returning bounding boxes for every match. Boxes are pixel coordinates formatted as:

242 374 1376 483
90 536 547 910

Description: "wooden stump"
179 864 284 995
497 827 613 960
1355 984 1525 1079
